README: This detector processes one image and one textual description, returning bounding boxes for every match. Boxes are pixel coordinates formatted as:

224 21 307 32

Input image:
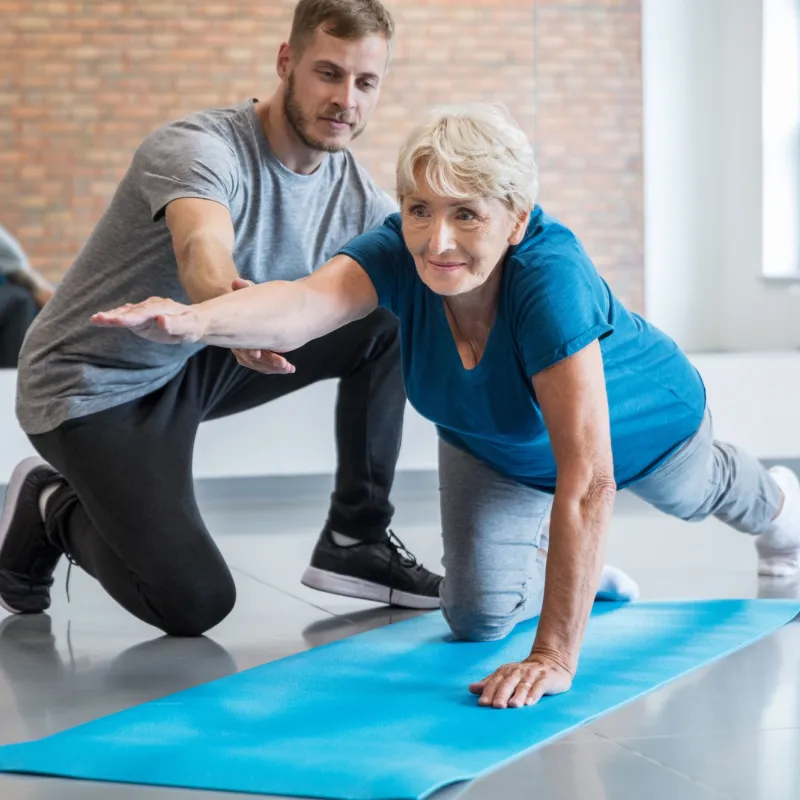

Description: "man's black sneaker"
0 457 64 614
301 528 442 609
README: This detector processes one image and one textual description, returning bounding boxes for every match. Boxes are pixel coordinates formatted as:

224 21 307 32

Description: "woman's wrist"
529 633 579 675
194 302 215 343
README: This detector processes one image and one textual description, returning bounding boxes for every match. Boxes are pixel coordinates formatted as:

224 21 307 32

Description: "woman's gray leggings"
438 408 782 642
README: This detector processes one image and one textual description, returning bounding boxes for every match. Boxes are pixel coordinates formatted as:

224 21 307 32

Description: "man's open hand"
230 279 295 375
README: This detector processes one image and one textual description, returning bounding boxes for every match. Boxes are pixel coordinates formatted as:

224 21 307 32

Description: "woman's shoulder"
508 207 589 271
340 211 406 259
378 211 404 235
502 209 614 366
503 208 607 315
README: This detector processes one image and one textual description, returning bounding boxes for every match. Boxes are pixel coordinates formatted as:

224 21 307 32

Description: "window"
762 0 800 278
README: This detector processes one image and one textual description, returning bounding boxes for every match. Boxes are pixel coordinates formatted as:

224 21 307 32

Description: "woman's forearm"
198 280 330 352
91 254 378 350
530 474 616 673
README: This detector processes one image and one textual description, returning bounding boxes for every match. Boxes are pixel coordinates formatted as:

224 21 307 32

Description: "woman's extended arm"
91 255 379 353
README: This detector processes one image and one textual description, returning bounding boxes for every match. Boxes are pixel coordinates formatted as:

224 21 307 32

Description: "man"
0 0 441 633
0 226 53 368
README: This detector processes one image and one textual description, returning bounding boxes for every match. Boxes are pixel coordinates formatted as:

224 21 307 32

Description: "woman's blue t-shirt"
339 208 706 492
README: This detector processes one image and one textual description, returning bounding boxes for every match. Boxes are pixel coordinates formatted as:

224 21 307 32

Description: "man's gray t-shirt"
17 99 397 434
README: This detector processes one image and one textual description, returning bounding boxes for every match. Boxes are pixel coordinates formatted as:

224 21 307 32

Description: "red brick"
1 0 643 311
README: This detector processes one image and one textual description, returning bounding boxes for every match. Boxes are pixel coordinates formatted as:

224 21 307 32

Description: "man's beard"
284 72 366 153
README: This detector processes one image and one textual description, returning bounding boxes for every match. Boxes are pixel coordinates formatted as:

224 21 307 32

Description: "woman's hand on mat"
91 297 208 344
230 279 295 375
469 652 573 709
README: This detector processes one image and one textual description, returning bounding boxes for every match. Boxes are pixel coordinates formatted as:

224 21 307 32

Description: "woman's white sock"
596 564 640 602
756 466 800 577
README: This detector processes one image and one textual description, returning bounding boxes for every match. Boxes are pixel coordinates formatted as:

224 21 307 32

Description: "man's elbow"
176 228 222 262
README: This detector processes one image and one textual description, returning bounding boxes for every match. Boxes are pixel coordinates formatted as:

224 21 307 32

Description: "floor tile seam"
595 734 736 799
598 726 800 742
228 565 346 619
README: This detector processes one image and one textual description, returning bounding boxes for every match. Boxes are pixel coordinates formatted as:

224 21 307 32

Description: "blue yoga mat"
0 599 798 799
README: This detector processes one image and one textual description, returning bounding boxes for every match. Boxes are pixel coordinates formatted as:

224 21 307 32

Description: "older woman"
94 104 800 710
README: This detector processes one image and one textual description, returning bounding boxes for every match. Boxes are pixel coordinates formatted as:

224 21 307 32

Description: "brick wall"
1 0 643 310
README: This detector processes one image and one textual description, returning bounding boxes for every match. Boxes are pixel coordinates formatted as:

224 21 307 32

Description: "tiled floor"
0 488 798 799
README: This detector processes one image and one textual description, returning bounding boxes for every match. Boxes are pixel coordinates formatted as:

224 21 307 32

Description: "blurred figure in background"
0 225 54 368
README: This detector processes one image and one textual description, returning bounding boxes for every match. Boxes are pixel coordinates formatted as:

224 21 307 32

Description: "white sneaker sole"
301 566 441 610
0 457 49 615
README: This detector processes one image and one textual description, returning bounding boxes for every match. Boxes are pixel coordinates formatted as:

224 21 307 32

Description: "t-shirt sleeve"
133 124 238 222
337 216 407 316
354 160 399 231
511 238 614 378
368 189 399 229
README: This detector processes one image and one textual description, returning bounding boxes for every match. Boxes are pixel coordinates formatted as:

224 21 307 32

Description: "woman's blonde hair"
395 103 539 215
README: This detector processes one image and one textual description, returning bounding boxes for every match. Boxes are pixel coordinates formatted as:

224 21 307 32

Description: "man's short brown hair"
289 0 395 55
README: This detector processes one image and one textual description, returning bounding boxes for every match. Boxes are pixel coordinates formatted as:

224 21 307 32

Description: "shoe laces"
386 529 421 570
64 552 78 604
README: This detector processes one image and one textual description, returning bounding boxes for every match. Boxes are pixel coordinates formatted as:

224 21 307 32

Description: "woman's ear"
508 209 531 245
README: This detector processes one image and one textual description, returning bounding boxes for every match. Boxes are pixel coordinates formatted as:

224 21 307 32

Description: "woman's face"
400 170 529 298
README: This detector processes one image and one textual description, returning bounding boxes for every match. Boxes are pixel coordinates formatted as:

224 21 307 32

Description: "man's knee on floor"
158 572 237 637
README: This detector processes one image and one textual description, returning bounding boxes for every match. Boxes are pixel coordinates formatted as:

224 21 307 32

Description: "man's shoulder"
330 151 398 223
140 101 252 158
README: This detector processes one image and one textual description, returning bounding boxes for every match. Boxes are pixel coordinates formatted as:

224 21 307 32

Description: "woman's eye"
457 209 476 221
409 205 428 218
